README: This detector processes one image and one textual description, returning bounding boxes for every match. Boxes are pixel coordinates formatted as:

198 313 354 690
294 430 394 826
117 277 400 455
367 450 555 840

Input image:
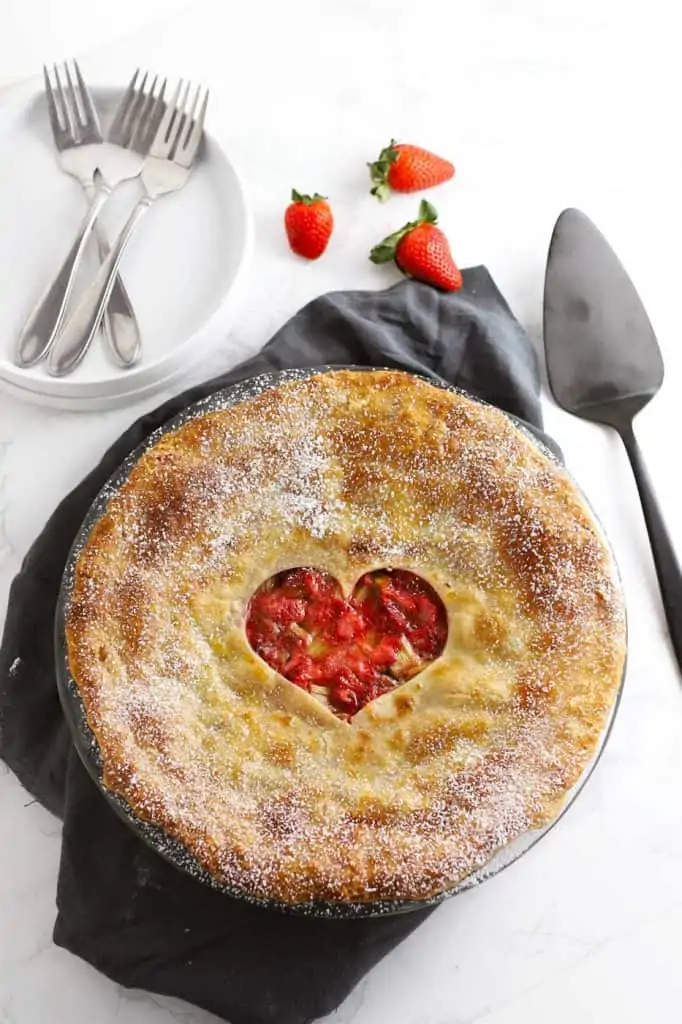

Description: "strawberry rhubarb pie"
66 369 626 905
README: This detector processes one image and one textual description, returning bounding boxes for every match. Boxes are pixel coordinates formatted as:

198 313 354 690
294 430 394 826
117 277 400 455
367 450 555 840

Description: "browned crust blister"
66 370 626 904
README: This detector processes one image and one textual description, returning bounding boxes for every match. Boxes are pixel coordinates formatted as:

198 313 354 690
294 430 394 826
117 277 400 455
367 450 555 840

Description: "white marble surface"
2 1 682 1021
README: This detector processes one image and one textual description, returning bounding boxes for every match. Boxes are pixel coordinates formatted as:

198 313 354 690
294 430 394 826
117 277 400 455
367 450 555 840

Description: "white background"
1 1 682 1022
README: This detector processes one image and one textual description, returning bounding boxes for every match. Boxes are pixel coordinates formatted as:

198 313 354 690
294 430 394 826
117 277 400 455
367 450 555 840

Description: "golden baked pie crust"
66 370 626 904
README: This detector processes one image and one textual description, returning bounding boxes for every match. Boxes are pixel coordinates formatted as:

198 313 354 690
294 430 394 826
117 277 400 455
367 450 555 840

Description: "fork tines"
150 78 209 166
43 60 102 147
44 63 208 164
108 68 167 153
108 70 208 163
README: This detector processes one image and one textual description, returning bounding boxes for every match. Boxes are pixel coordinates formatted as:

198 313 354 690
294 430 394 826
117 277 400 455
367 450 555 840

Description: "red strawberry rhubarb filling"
246 567 447 718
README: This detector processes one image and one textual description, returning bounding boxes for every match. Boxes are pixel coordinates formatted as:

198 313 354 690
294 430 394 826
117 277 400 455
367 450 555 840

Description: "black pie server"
544 207 682 672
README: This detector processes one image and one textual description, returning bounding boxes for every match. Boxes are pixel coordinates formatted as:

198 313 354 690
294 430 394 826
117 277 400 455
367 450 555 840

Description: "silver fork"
49 80 208 378
15 63 150 369
98 69 167 365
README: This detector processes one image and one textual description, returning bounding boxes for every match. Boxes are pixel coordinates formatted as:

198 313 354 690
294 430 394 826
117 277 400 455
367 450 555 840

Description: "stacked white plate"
0 77 253 410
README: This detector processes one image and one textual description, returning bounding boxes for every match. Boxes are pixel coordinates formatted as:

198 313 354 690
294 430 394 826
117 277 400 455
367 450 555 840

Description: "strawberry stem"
418 199 438 223
291 189 327 204
369 199 440 265
368 139 400 202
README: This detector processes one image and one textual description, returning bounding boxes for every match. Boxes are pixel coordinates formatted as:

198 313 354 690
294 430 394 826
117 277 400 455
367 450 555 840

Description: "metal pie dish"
54 365 627 918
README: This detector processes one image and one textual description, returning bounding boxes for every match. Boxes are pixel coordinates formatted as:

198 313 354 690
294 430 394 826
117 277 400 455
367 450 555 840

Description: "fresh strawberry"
368 140 454 201
284 190 333 259
369 199 462 291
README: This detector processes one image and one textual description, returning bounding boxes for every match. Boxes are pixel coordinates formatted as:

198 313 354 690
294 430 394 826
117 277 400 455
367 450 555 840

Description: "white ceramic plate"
0 78 253 408
0 356 191 412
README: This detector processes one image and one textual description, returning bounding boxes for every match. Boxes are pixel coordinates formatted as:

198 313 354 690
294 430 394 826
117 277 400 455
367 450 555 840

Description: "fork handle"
85 182 142 368
48 196 154 377
14 183 112 367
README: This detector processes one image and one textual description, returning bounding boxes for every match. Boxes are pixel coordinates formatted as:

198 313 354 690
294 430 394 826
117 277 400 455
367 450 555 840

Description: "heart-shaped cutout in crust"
246 567 447 718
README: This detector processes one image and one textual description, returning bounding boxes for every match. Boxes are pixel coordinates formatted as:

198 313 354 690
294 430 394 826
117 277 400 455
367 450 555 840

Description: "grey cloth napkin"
0 269 556 1024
